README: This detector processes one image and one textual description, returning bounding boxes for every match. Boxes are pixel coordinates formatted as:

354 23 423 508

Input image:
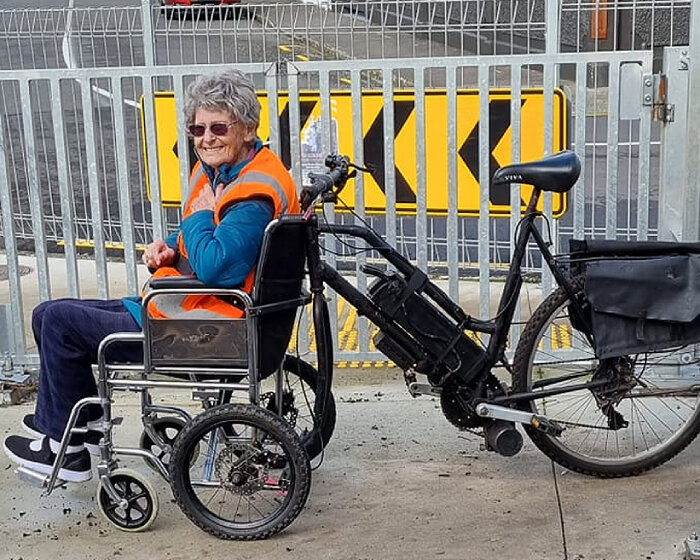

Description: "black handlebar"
300 154 354 211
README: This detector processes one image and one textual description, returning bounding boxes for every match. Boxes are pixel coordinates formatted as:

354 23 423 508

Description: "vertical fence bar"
0 92 26 357
19 79 50 302
287 63 303 189
50 78 79 298
683 2 700 240
414 67 428 272
142 75 165 240
545 0 560 55
141 0 155 67
382 67 396 250
541 61 555 296
80 78 109 299
265 62 280 158
351 67 369 356
287 62 309 354
173 74 190 209
573 61 587 240
318 69 339 356
636 57 652 241
477 63 490 320
509 63 522 345
446 63 459 303
111 76 139 296
605 63 620 239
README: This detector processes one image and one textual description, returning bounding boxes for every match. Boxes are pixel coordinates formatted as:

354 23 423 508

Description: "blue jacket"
123 141 273 326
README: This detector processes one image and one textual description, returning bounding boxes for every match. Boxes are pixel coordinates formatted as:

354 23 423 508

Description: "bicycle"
258 149 700 479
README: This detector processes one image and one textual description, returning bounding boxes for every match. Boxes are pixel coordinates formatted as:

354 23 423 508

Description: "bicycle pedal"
530 415 564 436
407 382 442 397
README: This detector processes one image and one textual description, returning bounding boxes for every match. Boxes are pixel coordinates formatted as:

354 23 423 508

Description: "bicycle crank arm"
475 403 564 436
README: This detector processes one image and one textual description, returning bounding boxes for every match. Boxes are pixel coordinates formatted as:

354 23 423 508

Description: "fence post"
682 1 700 242
658 46 689 241
545 0 561 55
141 0 156 67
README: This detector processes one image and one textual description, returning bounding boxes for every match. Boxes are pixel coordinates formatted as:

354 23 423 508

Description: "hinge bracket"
643 73 674 123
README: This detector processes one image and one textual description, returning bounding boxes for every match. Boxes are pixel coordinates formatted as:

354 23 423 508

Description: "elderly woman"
3 69 299 482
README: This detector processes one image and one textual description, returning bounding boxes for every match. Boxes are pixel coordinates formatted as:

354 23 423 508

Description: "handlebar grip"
301 168 345 209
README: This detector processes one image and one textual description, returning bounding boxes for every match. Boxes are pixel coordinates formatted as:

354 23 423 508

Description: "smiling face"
192 107 256 171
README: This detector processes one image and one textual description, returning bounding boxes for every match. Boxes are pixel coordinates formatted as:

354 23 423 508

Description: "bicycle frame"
305 185 602 419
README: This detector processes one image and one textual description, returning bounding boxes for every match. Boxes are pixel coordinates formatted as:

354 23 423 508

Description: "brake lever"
331 169 357 200
350 163 373 174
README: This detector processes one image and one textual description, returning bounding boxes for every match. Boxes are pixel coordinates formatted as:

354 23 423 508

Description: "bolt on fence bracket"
643 73 675 123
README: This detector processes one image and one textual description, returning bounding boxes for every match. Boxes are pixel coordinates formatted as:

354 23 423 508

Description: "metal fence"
0 0 693 366
0 2 691 71
0 50 657 362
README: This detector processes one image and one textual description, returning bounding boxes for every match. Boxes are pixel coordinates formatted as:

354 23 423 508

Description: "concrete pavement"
0 380 699 560
1 256 700 559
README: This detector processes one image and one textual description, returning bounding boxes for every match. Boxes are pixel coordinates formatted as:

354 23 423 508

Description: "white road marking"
61 0 140 109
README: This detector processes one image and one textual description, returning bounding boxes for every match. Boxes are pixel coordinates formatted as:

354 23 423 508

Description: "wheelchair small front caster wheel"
140 416 188 474
97 468 159 532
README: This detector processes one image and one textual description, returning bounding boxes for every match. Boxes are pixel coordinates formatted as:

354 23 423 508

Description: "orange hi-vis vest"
146 147 300 320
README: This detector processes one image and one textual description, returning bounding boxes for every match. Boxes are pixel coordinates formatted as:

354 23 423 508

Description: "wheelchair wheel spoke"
170 404 311 539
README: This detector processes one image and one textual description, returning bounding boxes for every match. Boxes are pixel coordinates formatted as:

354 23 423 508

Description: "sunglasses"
187 121 237 138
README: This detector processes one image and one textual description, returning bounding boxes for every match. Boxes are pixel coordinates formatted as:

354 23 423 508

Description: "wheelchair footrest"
16 466 51 488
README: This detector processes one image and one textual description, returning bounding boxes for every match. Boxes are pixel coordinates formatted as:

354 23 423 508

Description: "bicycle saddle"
492 150 581 193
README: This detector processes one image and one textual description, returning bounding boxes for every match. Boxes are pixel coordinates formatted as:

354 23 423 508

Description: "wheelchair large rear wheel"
260 355 336 461
169 403 311 540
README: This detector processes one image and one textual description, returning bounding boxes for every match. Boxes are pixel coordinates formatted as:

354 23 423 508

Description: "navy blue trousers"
32 299 142 442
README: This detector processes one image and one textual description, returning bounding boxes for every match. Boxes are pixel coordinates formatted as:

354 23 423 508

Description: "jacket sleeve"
179 200 274 287
164 228 180 251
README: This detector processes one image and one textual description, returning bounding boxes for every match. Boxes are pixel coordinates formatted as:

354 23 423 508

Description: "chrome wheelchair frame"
16 218 331 538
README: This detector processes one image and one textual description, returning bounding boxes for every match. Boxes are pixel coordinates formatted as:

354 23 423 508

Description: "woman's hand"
189 184 225 213
143 239 176 269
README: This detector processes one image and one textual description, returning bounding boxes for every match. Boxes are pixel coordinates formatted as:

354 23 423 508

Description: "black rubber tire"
96 469 159 532
169 403 311 540
267 355 336 461
512 277 700 477
139 416 187 474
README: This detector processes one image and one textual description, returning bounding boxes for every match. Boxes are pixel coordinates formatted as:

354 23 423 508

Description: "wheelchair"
15 217 336 540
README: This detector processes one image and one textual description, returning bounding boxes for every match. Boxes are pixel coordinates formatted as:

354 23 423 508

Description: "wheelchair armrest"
148 276 205 290
143 277 252 311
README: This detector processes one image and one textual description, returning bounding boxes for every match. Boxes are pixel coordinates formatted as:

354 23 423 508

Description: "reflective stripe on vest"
218 171 289 217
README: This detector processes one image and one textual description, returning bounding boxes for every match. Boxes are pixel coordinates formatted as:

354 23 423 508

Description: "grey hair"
184 70 261 128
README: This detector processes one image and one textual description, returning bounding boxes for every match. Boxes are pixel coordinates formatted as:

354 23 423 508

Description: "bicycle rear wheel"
512 278 700 477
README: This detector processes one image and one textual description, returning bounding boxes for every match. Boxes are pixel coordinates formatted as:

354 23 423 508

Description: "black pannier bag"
367 270 487 385
569 239 700 359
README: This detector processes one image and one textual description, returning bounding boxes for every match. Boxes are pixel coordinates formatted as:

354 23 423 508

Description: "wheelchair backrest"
252 216 309 377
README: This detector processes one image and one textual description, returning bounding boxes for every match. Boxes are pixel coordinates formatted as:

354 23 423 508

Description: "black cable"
291 308 326 471
550 460 569 560
316 199 374 256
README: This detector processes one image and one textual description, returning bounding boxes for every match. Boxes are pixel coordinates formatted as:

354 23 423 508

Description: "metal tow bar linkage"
475 403 564 436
